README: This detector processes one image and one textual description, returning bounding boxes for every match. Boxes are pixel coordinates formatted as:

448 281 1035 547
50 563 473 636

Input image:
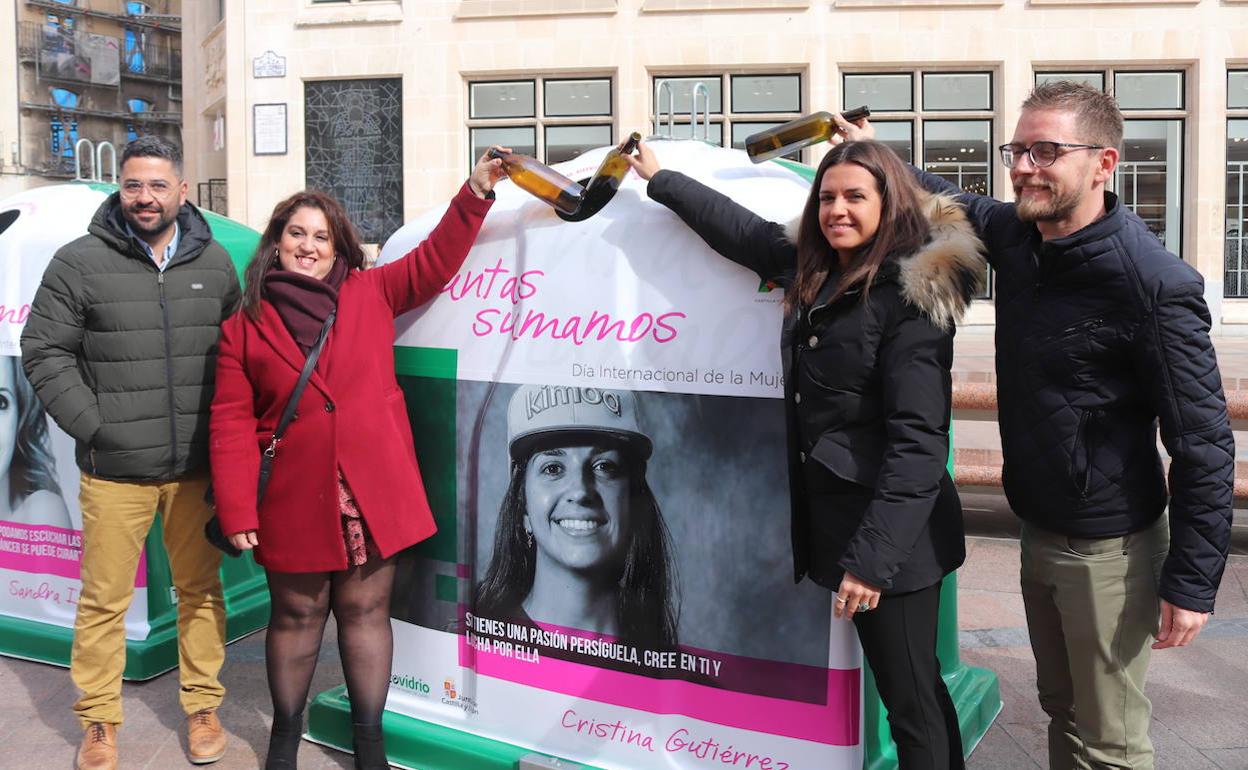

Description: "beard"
123 203 178 239
1014 181 1085 223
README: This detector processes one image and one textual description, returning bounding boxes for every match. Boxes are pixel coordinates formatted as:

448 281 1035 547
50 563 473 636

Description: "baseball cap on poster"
506 384 653 461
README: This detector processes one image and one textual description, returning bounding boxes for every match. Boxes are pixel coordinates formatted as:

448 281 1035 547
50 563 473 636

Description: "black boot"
264 712 304 770
352 722 388 769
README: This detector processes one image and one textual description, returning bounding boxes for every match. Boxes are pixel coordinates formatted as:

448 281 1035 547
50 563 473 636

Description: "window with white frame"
649 73 804 158
1036 70 1186 258
843 70 994 297
467 76 614 169
1226 71 1248 298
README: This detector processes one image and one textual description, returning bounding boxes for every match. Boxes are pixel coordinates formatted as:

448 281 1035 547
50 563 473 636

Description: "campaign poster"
384 141 862 770
0 186 150 639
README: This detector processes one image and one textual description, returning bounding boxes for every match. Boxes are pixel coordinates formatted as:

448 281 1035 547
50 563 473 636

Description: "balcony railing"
22 100 181 125
25 0 181 33
122 41 181 82
17 21 180 85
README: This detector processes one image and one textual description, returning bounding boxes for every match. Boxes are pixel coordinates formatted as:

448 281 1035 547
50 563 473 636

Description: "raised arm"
831 112 1010 262
371 149 503 314
627 141 797 283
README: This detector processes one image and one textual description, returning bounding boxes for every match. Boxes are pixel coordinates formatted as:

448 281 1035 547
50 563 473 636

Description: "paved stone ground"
958 513 1248 770
4 519 1245 770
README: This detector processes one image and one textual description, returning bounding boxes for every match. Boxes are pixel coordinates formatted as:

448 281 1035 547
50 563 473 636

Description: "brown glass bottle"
487 148 585 215
584 131 642 195
744 106 871 163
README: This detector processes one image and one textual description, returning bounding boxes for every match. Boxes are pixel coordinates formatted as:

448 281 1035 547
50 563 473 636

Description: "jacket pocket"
1034 317 1105 381
809 432 881 488
1050 317 1104 343
1065 533 1126 558
1070 409 1097 498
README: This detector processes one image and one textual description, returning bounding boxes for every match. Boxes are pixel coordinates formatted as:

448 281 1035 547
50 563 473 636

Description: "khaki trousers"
1020 514 1168 770
72 472 226 727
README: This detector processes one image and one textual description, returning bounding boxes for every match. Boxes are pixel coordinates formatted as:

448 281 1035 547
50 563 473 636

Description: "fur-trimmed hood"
784 192 986 330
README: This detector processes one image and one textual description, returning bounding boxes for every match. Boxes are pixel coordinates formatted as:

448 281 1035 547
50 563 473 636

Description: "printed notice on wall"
253 103 287 156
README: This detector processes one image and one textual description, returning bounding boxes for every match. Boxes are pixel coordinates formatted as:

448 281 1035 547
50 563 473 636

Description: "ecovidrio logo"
389 672 432 696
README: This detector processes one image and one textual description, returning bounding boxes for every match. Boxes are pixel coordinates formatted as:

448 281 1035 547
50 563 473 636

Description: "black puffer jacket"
918 172 1234 613
21 194 241 481
649 170 985 594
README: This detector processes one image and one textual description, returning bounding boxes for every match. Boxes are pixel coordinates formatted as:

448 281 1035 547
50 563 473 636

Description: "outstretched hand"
624 140 662 181
830 111 875 144
469 146 510 198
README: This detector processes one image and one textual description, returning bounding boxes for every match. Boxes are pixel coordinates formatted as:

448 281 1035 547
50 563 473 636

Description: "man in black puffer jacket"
21 136 240 770
843 82 1233 770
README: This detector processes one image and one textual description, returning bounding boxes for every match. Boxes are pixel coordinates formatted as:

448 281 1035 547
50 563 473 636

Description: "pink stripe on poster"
458 633 860 746
0 523 83 580
0 522 148 587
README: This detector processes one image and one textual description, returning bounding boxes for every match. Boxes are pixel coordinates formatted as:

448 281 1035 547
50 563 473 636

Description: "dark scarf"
263 257 348 354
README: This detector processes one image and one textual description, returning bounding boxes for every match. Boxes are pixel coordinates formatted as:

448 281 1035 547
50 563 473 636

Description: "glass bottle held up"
555 132 643 222
744 106 871 164
585 131 642 196
487 148 585 216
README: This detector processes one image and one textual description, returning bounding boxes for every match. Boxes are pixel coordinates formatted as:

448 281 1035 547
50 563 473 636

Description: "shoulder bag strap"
258 310 336 501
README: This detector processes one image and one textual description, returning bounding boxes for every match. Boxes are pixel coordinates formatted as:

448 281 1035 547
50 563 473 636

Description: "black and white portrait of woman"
0 356 70 527
389 377 832 672
475 384 679 650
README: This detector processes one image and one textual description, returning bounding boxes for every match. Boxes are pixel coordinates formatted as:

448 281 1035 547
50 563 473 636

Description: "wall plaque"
253 103 288 156
252 50 287 78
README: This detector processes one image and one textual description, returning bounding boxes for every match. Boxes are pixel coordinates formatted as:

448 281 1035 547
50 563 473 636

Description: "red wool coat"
209 184 491 572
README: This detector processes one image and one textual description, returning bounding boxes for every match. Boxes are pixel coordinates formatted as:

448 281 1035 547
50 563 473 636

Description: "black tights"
265 556 397 732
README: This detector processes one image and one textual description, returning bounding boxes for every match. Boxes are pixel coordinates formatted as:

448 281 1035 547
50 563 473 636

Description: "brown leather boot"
75 722 118 770
186 708 227 764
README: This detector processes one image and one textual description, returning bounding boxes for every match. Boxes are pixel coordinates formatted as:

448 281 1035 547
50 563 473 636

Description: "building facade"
181 0 1248 328
2 0 183 198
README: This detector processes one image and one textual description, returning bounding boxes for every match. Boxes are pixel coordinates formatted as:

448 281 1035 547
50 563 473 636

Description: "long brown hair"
241 190 366 319
789 140 931 312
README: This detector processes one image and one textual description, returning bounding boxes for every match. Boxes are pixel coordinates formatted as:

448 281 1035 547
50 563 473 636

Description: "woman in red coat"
209 152 502 769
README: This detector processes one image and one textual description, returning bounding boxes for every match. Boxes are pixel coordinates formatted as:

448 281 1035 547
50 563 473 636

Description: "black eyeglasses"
998 141 1105 169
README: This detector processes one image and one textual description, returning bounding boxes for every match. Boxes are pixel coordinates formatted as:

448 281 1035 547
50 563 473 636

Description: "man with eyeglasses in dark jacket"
839 82 1233 770
21 136 240 770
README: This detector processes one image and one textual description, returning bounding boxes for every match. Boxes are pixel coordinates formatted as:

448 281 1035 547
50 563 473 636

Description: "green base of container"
308 665 1000 770
313 574 1002 770
861 577 1002 770
0 536 270 680
862 661 1002 770
306 685 606 770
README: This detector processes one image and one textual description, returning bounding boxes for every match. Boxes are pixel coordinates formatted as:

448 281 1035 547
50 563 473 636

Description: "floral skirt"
337 471 378 567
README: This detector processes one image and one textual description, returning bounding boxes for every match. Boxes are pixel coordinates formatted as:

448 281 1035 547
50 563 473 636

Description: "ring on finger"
835 596 847 605
857 603 871 612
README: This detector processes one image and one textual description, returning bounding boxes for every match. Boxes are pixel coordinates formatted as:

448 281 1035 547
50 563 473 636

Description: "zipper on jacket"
1082 410 1099 498
1072 409 1092 497
1063 317 1104 336
1046 317 1104 344
158 271 178 477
